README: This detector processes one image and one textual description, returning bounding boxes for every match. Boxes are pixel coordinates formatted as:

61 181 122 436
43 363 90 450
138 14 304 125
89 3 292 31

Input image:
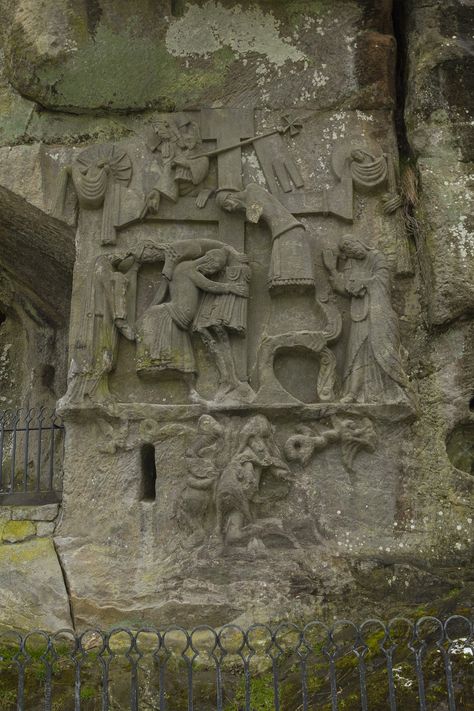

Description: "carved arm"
191 270 249 296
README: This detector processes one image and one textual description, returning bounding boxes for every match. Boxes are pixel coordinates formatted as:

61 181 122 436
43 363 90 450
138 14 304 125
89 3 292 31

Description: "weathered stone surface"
11 503 59 521
403 0 474 325
1 519 36 543
0 0 395 114
0 537 72 630
36 521 56 536
0 0 472 635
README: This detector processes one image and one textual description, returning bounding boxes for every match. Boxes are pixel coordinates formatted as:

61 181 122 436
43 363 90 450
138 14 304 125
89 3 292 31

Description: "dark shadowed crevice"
85 0 103 38
53 538 77 631
391 0 411 160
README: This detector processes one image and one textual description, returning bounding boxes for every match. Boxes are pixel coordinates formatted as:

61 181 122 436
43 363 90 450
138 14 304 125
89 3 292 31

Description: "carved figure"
214 416 292 546
174 415 296 549
52 144 133 245
144 117 211 215
285 415 377 474
62 253 138 405
216 183 314 292
193 252 254 403
177 415 224 544
323 236 412 404
135 245 249 399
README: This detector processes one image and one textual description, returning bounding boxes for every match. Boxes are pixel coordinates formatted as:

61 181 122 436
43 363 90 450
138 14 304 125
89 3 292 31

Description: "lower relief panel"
55 409 407 628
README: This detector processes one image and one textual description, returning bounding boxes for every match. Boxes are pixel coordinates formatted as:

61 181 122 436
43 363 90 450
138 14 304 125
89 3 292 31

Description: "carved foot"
215 382 256 406
340 393 357 404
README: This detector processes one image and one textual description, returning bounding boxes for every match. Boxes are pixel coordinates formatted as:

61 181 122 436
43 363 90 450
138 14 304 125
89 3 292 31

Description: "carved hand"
195 188 213 208
145 189 161 214
228 283 249 297
346 279 366 297
171 157 190 168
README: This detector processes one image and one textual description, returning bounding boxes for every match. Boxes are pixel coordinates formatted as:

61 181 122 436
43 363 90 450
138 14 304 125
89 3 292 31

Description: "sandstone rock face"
0 507 71 630
0 0 472 632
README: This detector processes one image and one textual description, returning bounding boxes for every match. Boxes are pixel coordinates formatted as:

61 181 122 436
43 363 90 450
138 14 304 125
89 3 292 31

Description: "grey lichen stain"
165 1 307 67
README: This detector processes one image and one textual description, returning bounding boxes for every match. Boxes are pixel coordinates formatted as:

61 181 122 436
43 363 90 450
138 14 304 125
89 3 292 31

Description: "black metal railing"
0 407 64 505
0 617 472 710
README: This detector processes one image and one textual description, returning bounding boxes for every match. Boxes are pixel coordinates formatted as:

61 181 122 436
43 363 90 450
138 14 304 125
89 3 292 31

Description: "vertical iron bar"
74 661 81 711
130 658 138 711
328 656 338 711
413 648 427 711
100 657 110 711
187 660 194 711
16 660 25 711
385 651 398 711
272 658 280 711
11 411 18 492
243 660 251 711
48 415 56 491
44 658 52 711
36 409 44 492
0 413 4 490
441 649 456 711
23 412 30 492
358 653 369 711
159 662 166 711
215 659 223 711
299 658 308 711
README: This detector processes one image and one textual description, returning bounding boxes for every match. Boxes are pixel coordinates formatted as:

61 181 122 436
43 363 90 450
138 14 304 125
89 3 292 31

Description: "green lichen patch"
1 519 35 543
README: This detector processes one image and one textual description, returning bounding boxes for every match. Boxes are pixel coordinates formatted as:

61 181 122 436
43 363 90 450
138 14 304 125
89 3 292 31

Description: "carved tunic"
193 262 250 334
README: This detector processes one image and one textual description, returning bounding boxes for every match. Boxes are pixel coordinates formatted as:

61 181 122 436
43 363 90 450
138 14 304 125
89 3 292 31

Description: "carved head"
198 248 228 275
154 117 181 143
350 148 374 164
181 121 201 150
216 190 245 213
339 236 368 260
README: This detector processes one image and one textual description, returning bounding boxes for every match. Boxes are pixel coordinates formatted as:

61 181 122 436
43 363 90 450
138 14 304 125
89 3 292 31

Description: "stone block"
36 521 56 537
11 504 59 522
0 537 72 631
2 520 36 543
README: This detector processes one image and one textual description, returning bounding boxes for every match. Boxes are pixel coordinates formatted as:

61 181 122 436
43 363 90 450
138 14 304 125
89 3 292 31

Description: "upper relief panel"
1 0 395 113
51 106 416 418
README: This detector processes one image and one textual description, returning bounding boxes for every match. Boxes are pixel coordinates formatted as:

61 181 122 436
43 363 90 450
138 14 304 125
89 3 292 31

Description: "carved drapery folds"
54 107 417 560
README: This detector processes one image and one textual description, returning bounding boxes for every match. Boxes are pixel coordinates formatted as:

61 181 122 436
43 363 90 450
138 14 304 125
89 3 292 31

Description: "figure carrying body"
135 246 248 400
193 252 254 403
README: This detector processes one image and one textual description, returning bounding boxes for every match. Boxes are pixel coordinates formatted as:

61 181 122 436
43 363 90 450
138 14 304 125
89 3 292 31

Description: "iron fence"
0 407 64 505
0 617 472 710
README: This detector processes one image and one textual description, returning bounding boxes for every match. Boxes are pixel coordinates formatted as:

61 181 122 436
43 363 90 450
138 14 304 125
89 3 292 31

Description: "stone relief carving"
61 252 138 406
176 415 296 550
55 109 416 417
135 238 252 404
284 415 377 475
143 116 213 216
216 183 314 292
52 144 133 245
322 235 414 405
331 141 412 275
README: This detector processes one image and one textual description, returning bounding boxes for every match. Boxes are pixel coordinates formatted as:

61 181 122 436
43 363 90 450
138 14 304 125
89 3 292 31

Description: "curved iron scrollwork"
0 616 472 710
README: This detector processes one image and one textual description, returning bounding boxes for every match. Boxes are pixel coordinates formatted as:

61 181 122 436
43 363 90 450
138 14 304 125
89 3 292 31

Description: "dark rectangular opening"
170 0 185 17
141 444 157 501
